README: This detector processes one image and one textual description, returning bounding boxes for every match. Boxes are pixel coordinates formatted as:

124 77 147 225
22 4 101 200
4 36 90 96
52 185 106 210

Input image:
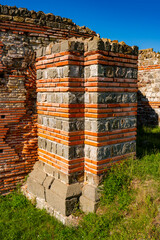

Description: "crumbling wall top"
139 48 160 64
36 37 138 58
0 4 96 35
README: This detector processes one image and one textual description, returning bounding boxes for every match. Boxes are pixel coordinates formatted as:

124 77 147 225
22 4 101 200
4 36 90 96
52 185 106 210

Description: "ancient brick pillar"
80 39 138 212
25 38 138 221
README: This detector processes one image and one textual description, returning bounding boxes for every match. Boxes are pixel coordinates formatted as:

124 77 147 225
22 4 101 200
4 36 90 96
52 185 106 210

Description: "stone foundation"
23 161 81 221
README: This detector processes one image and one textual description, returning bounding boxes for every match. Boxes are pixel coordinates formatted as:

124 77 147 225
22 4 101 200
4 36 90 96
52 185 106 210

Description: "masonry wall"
24 38 138 218
0 4 96 195
138 49 160 126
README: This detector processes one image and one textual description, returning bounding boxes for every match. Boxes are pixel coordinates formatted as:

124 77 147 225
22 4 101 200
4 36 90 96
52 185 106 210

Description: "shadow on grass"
137 126 160 158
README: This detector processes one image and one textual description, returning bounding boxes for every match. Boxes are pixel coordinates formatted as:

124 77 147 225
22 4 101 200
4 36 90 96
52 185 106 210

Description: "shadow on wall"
137 90 158 126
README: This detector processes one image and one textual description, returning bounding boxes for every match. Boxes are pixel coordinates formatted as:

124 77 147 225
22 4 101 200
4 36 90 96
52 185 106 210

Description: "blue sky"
1 0 160 51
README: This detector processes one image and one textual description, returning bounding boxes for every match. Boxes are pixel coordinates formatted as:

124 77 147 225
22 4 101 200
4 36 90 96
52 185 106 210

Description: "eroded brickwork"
138 49 160 126
0 4 96 195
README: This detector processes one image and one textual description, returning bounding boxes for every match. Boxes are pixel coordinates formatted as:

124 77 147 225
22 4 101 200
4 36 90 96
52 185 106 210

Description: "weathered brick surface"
0 4 96 195
138 49 160 126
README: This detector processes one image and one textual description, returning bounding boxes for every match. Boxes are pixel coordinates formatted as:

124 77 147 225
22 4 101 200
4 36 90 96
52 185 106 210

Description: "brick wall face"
25 39 138 216
0 4 96 195
138 49 160 126
36 41 85 183
36 39 138 185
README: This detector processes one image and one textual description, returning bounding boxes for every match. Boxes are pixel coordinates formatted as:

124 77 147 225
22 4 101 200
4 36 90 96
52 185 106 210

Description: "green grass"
0 126 160 240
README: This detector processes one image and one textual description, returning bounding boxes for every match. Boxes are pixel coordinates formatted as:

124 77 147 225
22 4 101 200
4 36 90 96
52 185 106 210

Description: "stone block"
37 70 43 79
69 65 80 77
85 121 91 131
56 119 62 129
52 43 61 53
29 168 46 185
80 195 98 213
76 42 84 52
46 140 52 152
46 42 54 55
63 93 69 104
122 94 129 103
55 94 62 104
90 65 104 77
97 120 106 132
111 42 119 52
82 184 100 202
27 178 45 199
0 15 12 21
59 172 69 184
37 93 42 102
75 119 84 131
112 143 122 157
62 121 69 131
106 66 114 78
111 118 120 130
62 145 69 159
68 146 75 159
90 146 97 160
104 40 111 51
85 145 90 158
125 68 133 79
119 44 124 54
57 67 63 78
84 66 90 78
43 176 54 189
57 144 62 156
68 92 77 104
48 118 54 128
61 41 76 52
52 142 57 154
75 145 84 158
36 48 43 58
46 189 78 216
97 147 104 160
130 93 137 103
33 160 44 171
47 94 52 103
63 66 70 77
47 68 58 79
51 93 55 103
50 179 81 199
44 163 55 176
88 39 104 51
90 121 98 132
105 120 111 131
41 93 47 102
38 138 42 148
104 146 111 159
13 16 24 22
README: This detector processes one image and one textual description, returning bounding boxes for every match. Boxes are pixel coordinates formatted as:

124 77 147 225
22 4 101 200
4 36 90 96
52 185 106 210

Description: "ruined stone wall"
138 49 160 126
24 38 138 219
0 4 96 195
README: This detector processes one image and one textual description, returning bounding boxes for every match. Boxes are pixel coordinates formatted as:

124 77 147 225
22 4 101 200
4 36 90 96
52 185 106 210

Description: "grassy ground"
0 126 160 240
